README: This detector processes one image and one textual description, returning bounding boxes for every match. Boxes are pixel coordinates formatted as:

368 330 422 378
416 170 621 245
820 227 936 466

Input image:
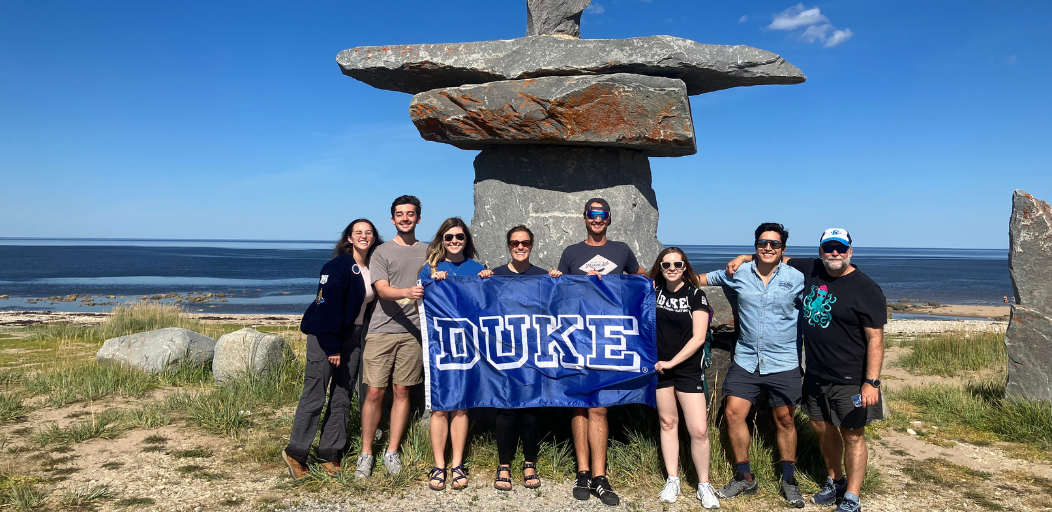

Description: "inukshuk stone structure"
337 0 806 269
1006 190 1052 402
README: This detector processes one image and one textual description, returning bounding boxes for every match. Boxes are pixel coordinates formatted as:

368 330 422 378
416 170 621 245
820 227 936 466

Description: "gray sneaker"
781 478 805 508
382 451 402 475
715 474 758 499
354 452 373 478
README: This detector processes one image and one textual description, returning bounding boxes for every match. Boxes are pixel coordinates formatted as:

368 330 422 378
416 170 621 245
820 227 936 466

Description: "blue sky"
1 1 1048 249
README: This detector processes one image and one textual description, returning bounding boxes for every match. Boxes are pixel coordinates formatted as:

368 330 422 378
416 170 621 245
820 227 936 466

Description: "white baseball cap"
820 228 852 246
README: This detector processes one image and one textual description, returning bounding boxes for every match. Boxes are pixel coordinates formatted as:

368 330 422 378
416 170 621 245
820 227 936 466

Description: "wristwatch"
865 378 881 388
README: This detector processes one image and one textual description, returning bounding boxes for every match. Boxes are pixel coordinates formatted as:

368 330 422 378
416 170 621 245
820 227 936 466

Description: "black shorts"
721 362 801 408
802 374 884 430
657 369 705 394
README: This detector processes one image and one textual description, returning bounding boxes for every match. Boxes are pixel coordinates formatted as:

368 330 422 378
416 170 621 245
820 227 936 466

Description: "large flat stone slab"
1010 190 1052 314
526 0 590 38
1005 305 1052 401
471 145 661 271
337 35 805 96
410 74 695 156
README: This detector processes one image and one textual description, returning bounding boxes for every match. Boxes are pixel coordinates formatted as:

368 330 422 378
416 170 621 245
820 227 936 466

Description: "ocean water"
0 239 1011 314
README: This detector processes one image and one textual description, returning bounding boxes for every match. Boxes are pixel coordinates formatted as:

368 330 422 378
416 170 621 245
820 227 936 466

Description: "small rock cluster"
95 327 286 381
1005 190 1052 401
336 0 805 270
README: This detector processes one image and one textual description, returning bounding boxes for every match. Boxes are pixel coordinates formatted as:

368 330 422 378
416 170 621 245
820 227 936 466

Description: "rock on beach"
96 327 216 374
212 328 287 384
1006 189 1052 401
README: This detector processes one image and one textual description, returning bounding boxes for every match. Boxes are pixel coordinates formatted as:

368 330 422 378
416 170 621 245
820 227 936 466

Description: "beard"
822 254 851 272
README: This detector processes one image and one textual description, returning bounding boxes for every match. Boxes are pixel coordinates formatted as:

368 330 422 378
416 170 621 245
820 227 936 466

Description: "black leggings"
495 408 539 465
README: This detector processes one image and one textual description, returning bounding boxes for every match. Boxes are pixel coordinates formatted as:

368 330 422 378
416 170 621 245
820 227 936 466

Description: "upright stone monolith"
1006 190 1052 401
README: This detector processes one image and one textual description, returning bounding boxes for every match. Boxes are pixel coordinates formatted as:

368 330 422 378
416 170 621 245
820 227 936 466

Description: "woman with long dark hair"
647 247 719 508
281 219 383 478
419 217 487 491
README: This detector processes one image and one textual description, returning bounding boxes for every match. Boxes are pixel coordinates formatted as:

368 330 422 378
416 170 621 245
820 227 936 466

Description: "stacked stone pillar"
336 0 806 270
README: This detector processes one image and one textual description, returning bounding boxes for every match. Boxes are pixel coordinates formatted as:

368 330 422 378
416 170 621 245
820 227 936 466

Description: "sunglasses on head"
443 233 466 242
586 210 609 221
755 239 784 250
821 243 850 254
508 240 532 248
660 261 685 270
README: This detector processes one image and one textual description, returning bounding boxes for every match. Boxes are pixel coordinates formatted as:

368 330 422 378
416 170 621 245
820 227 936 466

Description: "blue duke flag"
418 274 657 411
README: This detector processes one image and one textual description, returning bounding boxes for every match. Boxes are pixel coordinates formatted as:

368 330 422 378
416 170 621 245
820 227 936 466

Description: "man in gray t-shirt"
356 196 427 479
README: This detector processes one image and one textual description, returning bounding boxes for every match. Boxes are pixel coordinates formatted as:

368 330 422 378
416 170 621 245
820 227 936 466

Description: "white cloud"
768 4 828 30
824 28 853 47
586 3 605 14
767 3 852 49
1006 55 1017 65
739 15 749 23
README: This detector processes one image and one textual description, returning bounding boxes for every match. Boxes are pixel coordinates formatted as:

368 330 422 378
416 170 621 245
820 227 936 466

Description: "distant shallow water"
0 239 1012 315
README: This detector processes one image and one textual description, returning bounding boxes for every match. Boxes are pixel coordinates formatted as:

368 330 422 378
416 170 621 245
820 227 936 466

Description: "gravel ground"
884 318 1007 335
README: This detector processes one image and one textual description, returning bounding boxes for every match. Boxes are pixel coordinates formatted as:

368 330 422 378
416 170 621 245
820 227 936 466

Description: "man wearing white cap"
725 228 887 512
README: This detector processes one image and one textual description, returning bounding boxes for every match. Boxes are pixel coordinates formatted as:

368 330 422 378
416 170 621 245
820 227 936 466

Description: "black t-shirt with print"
656 284 712 374
787 258 887 384
492 264 549 276
557 241 640 275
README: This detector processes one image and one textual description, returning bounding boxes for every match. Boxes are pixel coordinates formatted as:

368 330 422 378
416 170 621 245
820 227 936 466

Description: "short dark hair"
506 225 534 245
754 222 789 244
390 195 421 218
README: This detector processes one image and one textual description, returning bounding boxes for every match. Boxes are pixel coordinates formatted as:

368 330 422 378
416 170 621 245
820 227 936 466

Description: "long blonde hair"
423 217 478 276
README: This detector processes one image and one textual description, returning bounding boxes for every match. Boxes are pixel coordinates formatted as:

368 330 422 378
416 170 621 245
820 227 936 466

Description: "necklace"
445 260 466 276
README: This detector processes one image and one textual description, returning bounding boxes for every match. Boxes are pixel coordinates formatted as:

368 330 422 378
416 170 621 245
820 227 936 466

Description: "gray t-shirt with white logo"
557 240 640 275
367 240 428 335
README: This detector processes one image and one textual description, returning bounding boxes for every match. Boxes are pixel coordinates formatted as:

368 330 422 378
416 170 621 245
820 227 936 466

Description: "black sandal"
493 464 512 491
450 464 468 490
522 461 541 489
428 466 446 491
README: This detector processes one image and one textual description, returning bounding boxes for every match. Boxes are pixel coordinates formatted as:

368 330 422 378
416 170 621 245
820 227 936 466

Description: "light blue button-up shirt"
706 261 804 375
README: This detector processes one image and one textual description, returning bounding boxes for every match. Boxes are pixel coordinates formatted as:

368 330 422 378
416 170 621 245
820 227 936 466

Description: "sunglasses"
821 243 850 254
755 239 784 250
660 261 685 270
508 240 532 248
586 210 609 221
443 233 466 242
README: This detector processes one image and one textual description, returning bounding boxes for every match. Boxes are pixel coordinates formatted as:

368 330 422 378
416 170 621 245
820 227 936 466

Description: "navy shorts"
722 362 801 408
802 374 884 430
658 369 705 394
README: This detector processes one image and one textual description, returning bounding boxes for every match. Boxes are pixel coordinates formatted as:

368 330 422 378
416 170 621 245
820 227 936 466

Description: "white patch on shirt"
579 254 617 275
320 275 329 284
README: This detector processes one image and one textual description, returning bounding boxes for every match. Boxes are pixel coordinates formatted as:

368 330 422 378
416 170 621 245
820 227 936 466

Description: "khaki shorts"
362 332 423 387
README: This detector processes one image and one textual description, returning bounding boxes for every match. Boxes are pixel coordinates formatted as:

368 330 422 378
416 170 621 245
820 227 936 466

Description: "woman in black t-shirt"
647 247 720 508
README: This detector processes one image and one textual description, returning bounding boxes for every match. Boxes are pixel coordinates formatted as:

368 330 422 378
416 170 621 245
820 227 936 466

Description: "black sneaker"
715 473 758 499
590 475 620 506
573 470 592 500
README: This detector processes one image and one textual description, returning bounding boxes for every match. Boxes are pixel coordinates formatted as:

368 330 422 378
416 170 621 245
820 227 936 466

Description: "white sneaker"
659 478 681 504
698 482 721 509
353 452 373 479
382 451 402 475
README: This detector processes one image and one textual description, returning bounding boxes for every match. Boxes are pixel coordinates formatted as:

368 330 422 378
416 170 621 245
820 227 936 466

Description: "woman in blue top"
419 217 486 491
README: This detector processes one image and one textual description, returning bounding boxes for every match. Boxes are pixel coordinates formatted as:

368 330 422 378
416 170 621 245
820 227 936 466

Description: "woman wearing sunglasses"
419 217 487 491
479 225 560 491
648 248 720 508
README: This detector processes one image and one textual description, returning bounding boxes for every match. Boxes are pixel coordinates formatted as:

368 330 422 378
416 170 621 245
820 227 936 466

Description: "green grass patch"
61 483 115 509
0 476 49 511
0 393 28 423
25 364 158 407
115 497 155 507
170 447 212 458
34 409 124 446
896 332 1007 376
142 434 167 445
141 445 165 453
890 380 1052 451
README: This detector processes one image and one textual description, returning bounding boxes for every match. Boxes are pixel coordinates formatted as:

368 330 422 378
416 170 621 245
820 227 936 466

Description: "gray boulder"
212 328 287 384
1009 190 1052 314
410 74 695 156
96 327 215 374
1005 306 1052 401
471 145 660 272
337 35 805 96
1006 190 1052 401
526 0 590 38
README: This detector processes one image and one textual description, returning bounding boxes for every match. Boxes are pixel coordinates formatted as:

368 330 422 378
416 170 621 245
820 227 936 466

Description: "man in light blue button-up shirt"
700 223 807 506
